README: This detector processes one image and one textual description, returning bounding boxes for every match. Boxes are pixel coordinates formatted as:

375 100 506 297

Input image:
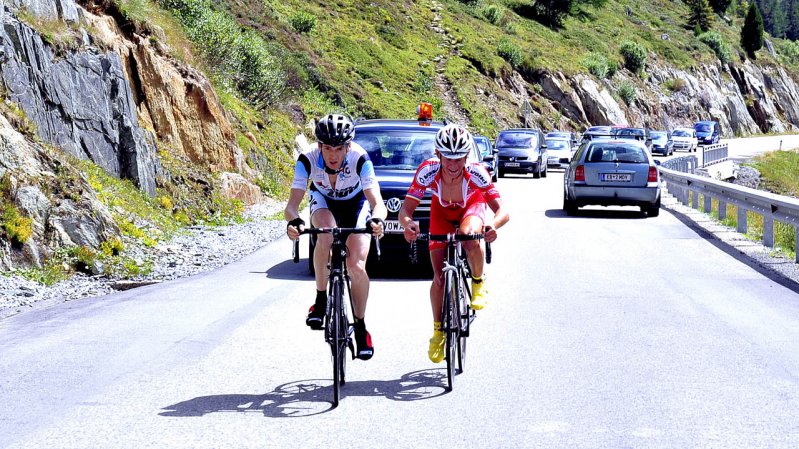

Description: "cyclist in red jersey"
398 124 509 363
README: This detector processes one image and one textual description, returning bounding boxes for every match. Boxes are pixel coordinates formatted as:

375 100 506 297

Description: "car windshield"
355 129 437 169
546 139 570 150
695 124 712 132
496 132 537 148
614 128 645 138
651 132 668 144
673 129 691 137
586 144 648 163
474 137 491 156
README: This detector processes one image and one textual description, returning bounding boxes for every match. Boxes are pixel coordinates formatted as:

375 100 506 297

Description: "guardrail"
701 142 728 166
659 166 799 263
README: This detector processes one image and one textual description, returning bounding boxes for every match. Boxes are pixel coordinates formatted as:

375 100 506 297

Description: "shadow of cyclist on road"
159 369 447 418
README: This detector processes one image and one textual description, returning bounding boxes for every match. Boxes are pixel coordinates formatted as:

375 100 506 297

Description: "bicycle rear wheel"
443 270 457 391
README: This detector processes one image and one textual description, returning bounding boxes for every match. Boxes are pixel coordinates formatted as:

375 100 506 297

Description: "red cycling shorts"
428 194 487 251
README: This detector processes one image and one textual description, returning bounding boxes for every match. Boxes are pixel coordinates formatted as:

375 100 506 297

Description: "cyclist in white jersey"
285 114 387 360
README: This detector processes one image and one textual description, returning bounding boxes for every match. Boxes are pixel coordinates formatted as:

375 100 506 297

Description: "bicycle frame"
292 226 378 407
412 231 490 392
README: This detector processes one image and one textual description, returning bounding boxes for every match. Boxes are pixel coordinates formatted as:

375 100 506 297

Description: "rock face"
0 14 161 195
535 60 799 136
0 113 117 270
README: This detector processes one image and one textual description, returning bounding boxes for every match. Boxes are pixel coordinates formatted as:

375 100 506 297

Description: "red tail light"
648 166 658 182
575 165 585 181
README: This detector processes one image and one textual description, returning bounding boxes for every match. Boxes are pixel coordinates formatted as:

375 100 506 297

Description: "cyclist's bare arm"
284 188 307 240
485 197 509 243
364 187 388 237
399 197 421 242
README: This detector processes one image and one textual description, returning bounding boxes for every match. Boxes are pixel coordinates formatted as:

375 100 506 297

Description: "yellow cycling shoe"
428 330 445 363
471 279 488 310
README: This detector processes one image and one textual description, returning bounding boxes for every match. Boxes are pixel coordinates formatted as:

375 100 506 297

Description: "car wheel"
492 171 498 183
533 161 541 179
563 192 577 216
645 197 661 217
542 163 548 178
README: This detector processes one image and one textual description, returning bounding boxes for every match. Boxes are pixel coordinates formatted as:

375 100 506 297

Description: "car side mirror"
540 144 547 149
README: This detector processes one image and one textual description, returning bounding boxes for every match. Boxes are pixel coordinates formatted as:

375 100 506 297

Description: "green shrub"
377 25 408 49
698 31 732 64
619 40 647 74
618 80 637 105
1 204 33 245
497 38 523 69
100 237 125 256
581 52 609 78
289 11 317 33
664 78 688 92
69 245 97 274
158 0 286 108
482 4 504 25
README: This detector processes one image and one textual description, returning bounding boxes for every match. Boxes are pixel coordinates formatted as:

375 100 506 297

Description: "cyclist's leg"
304 193 335 329
309 192 335 292
345 233 371 318
460 200 489 309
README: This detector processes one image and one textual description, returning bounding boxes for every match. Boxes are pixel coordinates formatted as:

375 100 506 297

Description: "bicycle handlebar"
409 230 492 264
292 226 381 263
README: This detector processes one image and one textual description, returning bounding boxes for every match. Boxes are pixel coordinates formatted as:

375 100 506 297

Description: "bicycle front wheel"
329 277 347 407
443 270 457 391
456 271 469 374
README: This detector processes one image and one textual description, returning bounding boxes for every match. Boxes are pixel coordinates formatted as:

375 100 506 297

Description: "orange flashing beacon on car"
417 102 433 125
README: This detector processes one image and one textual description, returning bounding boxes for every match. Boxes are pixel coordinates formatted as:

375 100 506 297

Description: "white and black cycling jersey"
291 142 378 200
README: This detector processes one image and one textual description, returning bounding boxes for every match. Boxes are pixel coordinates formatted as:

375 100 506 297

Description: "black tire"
456 271 469 374
646 197 661 217
443 270 456 392
329 277 345 407
542 163 548 178
533 162 541 179
492 170 498 183
563 192 577 216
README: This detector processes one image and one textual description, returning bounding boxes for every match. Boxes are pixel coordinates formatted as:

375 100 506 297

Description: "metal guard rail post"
659 166 799 263
701 143 728 166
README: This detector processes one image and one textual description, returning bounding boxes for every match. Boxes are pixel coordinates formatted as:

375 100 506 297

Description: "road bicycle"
292 226 380 407
411 231 491 391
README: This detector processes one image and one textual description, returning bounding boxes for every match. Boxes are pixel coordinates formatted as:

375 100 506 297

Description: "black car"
474 134 498 182
352 118 443 274
495 128 548 178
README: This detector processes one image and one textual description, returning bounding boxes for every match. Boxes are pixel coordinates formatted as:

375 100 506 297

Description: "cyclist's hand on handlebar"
403 220 420 242
369 217 385 239
286 217 305 241
484 225 498 243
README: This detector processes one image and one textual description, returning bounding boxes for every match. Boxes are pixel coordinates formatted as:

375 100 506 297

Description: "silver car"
563 140 661 217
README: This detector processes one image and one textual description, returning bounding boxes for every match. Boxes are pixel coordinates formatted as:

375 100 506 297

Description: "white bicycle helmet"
435 124 474 159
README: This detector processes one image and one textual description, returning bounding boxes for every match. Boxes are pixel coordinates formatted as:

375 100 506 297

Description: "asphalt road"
1 171 798 448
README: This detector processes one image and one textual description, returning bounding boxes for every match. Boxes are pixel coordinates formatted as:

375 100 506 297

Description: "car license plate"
600 173 632 182
384 220 415 234
505 162 520 167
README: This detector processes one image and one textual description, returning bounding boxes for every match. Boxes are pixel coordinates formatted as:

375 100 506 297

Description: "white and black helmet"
315 114 355 146
435 124 474 159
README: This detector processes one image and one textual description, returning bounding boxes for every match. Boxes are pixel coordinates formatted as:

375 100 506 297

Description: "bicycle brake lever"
292 238 300 263
409 240 417 265
374 234 382 260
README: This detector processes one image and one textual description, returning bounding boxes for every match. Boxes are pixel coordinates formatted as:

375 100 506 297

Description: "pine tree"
709 0 732 15
742 1 765 58
787 0 799 40
688 0 716 32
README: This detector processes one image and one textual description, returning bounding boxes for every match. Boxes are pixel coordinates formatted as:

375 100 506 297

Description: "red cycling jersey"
406 158 500 250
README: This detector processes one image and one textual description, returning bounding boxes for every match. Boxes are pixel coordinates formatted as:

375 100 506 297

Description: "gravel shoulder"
660 191 799 295
0 201 289 320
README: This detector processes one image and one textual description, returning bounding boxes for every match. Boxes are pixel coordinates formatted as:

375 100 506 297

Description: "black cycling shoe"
305 304 325 330
354 327 374 360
